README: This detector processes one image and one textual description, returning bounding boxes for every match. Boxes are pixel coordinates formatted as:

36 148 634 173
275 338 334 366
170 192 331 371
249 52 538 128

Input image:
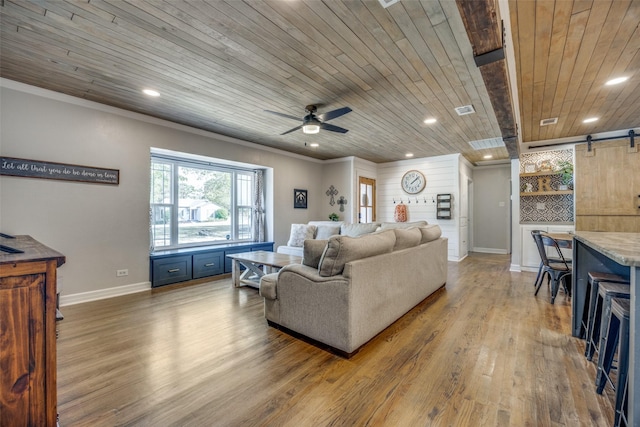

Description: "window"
150 153 256 249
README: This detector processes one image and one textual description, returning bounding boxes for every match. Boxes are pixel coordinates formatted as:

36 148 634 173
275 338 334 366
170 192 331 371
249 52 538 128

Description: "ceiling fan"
265 105 352 135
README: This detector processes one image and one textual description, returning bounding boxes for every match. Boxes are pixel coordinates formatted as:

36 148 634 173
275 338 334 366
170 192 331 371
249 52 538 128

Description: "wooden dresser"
0 235 65 426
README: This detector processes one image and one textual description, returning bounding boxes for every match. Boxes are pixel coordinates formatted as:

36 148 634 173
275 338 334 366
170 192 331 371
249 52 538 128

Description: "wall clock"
401 170 426 194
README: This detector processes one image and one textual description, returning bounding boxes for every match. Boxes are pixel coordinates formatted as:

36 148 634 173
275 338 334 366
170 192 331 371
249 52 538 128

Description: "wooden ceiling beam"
456 0 519 159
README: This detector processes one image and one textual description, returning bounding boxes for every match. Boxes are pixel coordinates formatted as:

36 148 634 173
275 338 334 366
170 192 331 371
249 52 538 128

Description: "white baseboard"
60 281 151 306
509 264 522 272
473 247 508 254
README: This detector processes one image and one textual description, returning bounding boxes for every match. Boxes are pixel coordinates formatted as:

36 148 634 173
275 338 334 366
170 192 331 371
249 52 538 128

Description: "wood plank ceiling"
509 0 640 146
1 1 638 164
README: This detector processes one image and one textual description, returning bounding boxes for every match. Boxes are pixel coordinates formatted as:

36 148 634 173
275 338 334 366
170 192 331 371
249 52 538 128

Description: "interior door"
359 177 376 223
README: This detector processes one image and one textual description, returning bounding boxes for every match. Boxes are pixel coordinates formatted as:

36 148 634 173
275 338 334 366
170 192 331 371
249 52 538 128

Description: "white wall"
472 165 511 254
377 154 463 261
0 80 324 301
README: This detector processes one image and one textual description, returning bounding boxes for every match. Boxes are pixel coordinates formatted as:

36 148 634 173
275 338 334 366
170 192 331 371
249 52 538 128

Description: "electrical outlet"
116 269 128 277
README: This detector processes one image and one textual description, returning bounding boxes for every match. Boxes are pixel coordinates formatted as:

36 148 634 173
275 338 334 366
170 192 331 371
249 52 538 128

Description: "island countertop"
572 231 640 267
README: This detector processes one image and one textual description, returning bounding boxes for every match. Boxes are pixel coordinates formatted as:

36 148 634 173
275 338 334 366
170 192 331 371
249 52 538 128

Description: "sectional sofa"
260 225 447 356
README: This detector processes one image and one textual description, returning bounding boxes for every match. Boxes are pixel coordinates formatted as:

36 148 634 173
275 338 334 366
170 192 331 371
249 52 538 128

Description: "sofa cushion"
393 227 422 250
340 222 380 237
315 224 341 239
302 239 328 268
318 230 396 277
308 220 344 228
419 224 442 243
287 224 317 247
380 220 428 230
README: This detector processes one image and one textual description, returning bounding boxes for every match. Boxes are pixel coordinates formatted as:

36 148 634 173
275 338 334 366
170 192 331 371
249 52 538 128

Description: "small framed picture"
294 189 307 209
537 160 553 172
524 163 537 173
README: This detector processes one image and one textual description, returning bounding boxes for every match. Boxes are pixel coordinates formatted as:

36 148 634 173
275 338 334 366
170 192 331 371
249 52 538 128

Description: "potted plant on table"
556 160 573 190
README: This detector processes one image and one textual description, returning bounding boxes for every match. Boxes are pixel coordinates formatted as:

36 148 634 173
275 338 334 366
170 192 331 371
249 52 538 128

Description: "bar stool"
584 273 629 360
593 282 629 382
596 298 630 426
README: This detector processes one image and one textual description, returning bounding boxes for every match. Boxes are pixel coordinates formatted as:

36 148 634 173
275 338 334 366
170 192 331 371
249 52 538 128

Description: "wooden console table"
0 235 65 426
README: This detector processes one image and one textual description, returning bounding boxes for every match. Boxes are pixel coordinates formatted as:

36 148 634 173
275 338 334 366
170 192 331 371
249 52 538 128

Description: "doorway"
359 177 376 223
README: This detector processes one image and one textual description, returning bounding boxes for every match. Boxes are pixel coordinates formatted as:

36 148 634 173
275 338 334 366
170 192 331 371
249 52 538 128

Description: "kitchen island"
572 231 640 425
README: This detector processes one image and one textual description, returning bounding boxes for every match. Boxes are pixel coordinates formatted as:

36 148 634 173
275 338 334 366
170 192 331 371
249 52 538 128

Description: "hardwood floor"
57 253 615 426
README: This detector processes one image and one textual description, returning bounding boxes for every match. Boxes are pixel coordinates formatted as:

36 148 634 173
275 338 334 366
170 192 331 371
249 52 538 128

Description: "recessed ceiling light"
405 153 414 158
483 155 493 159
605 76 628 86
309 143 319 147
142 89 160 97
583 117 598 123
423 118 437 124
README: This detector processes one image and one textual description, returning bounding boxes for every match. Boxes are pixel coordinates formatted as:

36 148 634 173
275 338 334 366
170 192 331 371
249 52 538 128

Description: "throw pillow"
302 239 328 268
315 224 341 239
287 224 317 247
419 224 442 243
318 230 396 277
393 227 422 250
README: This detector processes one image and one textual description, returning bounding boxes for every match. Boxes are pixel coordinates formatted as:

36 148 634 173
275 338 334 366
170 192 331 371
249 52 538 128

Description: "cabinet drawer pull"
167 268 180 273
204 263 215 267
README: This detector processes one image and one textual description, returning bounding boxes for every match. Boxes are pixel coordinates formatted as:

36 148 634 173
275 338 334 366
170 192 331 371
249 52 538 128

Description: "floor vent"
540 117 558 126
468 137 505 150
378 0 400 8
454 105 475 116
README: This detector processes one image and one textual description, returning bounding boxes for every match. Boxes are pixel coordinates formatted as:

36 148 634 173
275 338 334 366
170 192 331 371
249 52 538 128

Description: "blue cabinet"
193 251 224 279
152 255 192 287
150 242 273 288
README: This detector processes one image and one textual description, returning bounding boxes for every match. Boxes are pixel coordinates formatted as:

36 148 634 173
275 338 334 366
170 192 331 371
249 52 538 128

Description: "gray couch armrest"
278 263 344 283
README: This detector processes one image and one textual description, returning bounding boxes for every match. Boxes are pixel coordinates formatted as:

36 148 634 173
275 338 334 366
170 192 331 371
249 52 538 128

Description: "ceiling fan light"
302 124 320 134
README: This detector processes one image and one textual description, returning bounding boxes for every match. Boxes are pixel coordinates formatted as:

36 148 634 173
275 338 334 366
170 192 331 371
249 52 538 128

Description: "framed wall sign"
0 156 119 185
294 189 307 209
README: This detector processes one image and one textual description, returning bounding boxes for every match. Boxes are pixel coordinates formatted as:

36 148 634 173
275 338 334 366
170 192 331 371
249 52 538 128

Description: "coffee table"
226 250 302 288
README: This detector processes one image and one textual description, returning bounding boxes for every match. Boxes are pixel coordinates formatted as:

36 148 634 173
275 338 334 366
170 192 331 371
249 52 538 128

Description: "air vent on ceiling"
468 137 505 150
540 117 558 126
378 0 400 7
454 105 475 116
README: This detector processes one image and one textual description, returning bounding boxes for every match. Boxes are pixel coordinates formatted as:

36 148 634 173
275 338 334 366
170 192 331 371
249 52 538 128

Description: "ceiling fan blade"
264 110 301 121
320 123 349 133
319 107 352 122
281 125 303 135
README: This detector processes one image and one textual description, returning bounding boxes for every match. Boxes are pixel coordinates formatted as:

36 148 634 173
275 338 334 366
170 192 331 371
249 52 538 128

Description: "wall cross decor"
326 185 339 206
337 196 347 212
